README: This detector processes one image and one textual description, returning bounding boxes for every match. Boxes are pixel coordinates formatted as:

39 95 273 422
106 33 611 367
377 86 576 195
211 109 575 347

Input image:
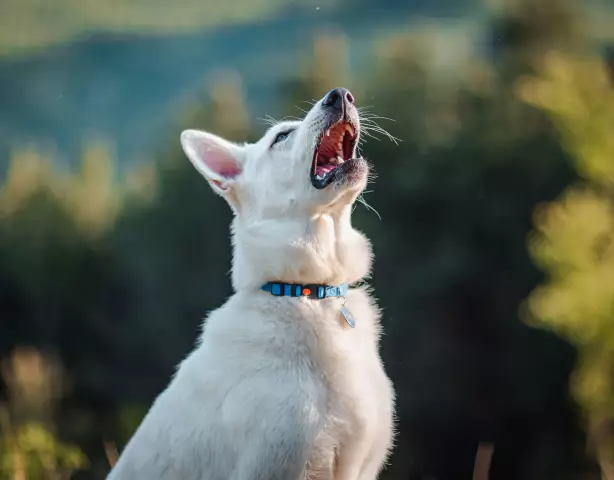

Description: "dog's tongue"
316 164 337 176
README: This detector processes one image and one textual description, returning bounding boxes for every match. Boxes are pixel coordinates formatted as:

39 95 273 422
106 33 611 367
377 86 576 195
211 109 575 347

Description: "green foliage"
0 422 88 480
0 349 88 479
520 53 614 470
115 405 147 448
0 141 150 236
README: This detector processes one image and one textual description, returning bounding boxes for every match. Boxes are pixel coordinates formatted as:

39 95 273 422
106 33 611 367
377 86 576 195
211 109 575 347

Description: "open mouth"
311 120 358 189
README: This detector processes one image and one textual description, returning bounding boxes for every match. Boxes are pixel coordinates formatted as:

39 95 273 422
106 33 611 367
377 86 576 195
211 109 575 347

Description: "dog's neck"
230 204 371 292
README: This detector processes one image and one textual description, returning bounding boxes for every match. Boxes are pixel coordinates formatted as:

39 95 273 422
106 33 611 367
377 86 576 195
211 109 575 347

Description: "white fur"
107 90 396 480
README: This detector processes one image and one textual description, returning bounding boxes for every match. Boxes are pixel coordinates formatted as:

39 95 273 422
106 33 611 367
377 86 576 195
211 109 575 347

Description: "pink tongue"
316 164 336 176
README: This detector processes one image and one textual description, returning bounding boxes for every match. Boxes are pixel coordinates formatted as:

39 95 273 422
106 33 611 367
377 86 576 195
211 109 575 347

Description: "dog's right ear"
180 129 244 203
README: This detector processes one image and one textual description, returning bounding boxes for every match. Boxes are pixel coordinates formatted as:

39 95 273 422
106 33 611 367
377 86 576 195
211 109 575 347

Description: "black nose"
322 88 355 110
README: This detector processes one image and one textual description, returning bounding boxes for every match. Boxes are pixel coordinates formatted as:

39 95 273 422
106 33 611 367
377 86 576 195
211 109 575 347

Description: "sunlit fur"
107 91 396 480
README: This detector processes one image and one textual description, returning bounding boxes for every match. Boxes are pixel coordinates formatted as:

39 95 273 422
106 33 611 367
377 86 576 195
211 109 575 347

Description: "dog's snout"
322 88 354 111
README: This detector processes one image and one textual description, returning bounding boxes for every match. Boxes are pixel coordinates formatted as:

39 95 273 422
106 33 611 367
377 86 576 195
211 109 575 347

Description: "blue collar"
261 281 349 300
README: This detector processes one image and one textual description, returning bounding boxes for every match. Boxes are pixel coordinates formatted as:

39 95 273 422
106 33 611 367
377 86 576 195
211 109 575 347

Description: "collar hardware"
261 282 349 300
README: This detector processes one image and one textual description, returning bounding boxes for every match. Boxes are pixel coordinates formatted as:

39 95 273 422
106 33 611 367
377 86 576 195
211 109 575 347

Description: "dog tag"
340 305 356 328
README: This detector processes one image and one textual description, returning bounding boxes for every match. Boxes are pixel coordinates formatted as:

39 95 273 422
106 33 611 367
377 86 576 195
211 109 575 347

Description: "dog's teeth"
336 156 344 163
326 130 330 137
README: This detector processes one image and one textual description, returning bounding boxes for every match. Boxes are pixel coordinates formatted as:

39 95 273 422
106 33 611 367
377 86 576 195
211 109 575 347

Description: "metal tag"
340 305 356 328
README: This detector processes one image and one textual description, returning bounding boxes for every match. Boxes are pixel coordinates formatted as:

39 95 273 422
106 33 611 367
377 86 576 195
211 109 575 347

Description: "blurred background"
1 0 614 478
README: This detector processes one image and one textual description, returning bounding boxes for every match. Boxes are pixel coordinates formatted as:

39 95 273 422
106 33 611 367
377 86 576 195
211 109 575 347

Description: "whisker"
360 114 397 123
298 100 317 107
257 114 279 126
360 130 383 142
280 115 302 122
356 193 382 220
361 125 400 145
358 108 401 145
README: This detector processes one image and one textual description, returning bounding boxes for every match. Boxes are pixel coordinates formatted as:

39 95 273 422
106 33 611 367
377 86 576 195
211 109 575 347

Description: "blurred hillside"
0 0 481 173
2 0 613 175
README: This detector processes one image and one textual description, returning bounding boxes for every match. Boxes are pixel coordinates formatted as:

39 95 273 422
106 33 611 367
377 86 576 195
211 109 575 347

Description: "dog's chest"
302 294 387 453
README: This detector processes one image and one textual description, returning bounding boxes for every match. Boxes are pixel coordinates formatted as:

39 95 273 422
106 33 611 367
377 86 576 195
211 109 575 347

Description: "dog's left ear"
180 129 244 209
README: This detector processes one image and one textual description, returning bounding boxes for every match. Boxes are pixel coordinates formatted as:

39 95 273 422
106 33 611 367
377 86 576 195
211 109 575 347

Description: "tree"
519 52 614 477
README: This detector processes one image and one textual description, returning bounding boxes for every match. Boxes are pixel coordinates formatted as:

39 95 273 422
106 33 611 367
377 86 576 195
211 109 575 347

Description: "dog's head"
181 88 373 288
181 88 367 218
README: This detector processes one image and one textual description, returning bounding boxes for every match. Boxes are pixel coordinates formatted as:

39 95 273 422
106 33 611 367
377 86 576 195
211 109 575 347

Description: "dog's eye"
271 129 294 147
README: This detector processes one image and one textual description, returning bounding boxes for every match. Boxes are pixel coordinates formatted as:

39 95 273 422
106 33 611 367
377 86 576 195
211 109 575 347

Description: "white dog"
107 88 395 480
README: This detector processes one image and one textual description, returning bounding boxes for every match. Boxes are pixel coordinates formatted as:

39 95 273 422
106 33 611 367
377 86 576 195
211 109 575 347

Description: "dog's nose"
322 88 355 110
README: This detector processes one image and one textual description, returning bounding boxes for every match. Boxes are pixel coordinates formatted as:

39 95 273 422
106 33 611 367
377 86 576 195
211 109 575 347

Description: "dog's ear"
180 129 244 200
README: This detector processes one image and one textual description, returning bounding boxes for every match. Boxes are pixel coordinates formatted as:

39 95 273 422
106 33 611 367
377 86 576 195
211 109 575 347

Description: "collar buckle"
302 284 326 300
